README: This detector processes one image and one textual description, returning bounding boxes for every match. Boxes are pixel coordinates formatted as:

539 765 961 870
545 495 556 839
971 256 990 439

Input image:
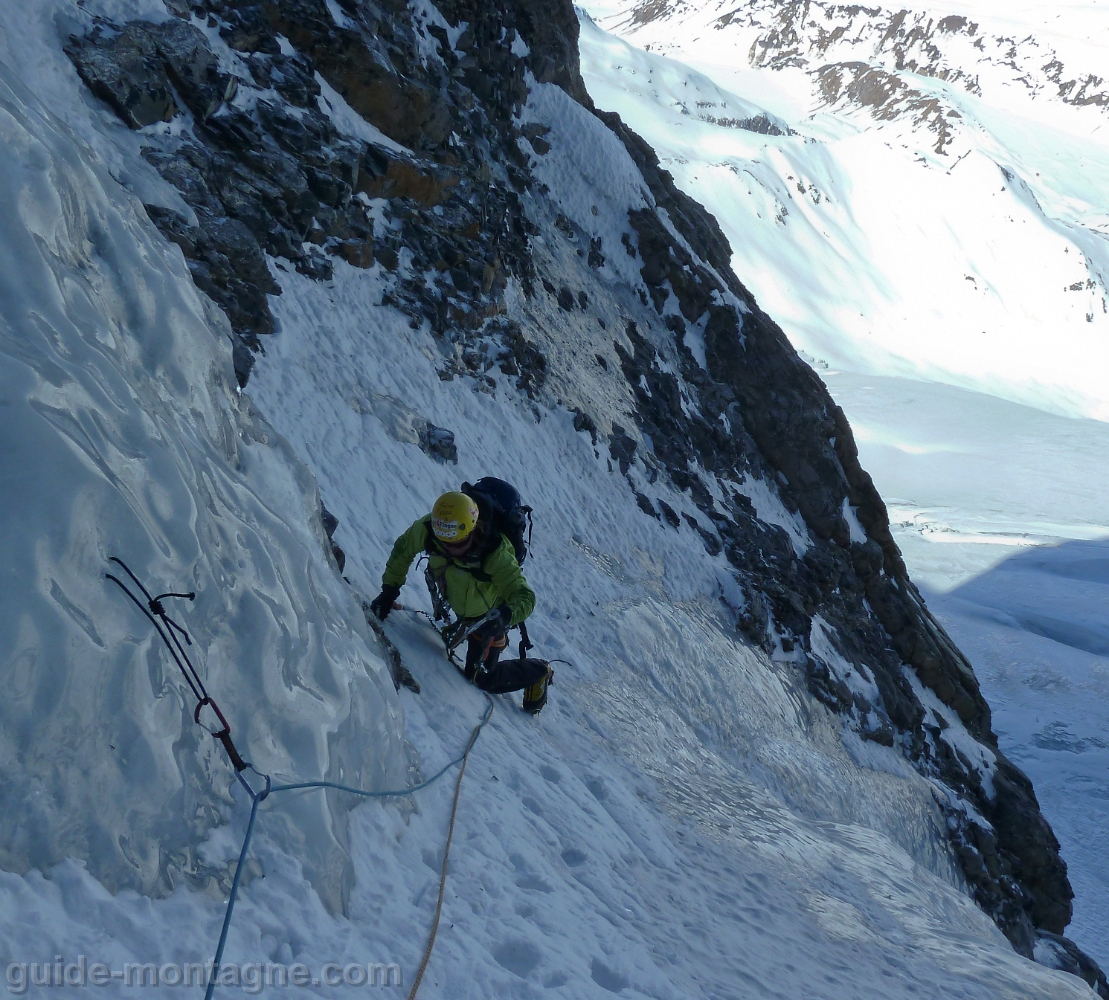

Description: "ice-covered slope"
0 0 1101 995
0 3 404 918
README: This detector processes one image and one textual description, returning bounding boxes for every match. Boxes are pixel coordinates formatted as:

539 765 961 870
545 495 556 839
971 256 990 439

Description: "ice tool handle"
105 557 251 772
445 606 502 653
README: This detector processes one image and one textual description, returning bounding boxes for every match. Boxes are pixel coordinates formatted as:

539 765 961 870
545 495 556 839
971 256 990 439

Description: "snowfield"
578 8 1109 420
0 0 1102 998
581 0 1109 968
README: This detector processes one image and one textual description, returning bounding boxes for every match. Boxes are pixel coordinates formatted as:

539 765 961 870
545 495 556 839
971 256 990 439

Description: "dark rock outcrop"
67 0 545 387
1036 930 1109 999
319 500 346 572
419 423 458 465
594 104 1085 962
67 25 178 128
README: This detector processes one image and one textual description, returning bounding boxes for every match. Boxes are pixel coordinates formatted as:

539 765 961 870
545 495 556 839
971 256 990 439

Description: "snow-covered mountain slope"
243 241 1075 1000
581 2 1109 420
580 0 1109 972
0 0 1103 995
825 370 1109 967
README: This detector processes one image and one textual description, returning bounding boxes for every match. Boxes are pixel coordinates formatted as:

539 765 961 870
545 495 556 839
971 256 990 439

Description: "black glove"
471 604 512 642
369 584 401 620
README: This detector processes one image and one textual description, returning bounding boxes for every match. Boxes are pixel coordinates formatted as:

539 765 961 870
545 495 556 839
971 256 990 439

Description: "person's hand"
471 604 512 642
369 585 401 620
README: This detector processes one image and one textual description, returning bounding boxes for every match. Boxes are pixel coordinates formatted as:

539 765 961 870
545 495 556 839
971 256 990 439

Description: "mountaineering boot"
522 664 553 715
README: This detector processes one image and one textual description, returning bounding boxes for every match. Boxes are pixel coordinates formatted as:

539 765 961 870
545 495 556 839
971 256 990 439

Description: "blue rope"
271 698 493 799
204 770 269 1000
106 561 496 995
202 697 494 996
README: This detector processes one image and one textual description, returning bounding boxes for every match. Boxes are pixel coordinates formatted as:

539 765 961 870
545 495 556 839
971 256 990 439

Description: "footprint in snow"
493 940 542 978
561 848 587 867
590 959 629 993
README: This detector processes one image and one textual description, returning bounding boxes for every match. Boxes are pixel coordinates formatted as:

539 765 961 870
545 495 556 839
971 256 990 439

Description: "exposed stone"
572 408 598 444
145 20 237 122
608 424 637 475
265 2 453 149
66 25 177 129
357 152 459 206
319 502 346 573
657 499 681 529
1035 931 1109 998
419 424 458 465
634 491 659 519
329 239 374 268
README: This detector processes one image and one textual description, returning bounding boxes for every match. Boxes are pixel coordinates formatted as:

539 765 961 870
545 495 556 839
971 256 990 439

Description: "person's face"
441 534 474 558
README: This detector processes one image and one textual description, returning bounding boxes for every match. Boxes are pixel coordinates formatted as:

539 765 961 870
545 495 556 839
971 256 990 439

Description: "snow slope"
0 0 405 918
0 0 1099 996
242 222 1090 997
579 0 1109 967
831 371 1109 965
578 6 1109 420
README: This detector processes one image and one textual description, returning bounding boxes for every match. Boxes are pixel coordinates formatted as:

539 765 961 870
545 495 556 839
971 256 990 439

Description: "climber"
370 490 550 713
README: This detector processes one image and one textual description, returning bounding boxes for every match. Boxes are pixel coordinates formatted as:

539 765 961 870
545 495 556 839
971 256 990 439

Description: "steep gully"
63 0 1103 989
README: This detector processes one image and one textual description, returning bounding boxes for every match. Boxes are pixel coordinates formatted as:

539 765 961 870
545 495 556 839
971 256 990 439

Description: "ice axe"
443 607 502 656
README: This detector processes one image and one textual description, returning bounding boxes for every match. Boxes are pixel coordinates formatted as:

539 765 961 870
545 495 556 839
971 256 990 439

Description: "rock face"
65 0 1102 990
68 1 538 387
594 108 1082 959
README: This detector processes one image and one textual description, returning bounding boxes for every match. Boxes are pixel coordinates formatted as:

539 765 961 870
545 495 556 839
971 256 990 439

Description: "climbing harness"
107 559 492 999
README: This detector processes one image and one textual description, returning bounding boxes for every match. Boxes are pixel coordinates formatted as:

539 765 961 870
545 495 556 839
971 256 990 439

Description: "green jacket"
382 517 535 626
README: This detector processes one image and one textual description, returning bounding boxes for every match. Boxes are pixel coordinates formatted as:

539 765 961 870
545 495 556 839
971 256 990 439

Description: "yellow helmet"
431 491 479 542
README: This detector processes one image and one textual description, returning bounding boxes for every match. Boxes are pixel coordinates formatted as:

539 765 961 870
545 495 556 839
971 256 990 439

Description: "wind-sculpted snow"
0 37 404 914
